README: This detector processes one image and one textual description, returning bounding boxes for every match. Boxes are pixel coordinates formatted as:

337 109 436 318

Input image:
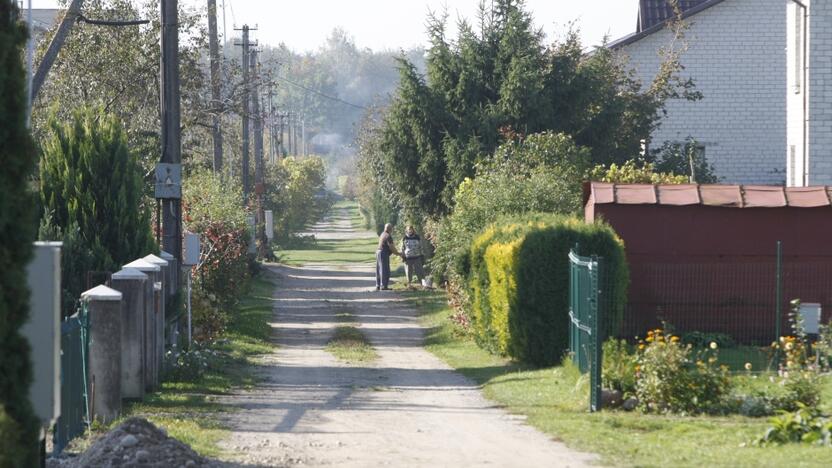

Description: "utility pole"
31 0 83 101
278 112 286 159
301 117 306 156
158 0 182 265
234 25 255 202
251 48 268 258
207 0 223 172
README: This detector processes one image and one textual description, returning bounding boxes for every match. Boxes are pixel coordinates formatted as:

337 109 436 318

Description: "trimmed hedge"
467 214 628 366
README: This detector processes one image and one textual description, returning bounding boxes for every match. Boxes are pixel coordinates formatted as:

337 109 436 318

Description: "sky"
32 0 639 52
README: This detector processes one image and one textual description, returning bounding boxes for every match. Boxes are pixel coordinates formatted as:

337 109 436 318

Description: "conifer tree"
0 1 40 464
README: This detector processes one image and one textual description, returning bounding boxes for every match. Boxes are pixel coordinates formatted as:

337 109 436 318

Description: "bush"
588 159 689 184
0 2 41 463
467 214 628 365
265 156 332 241
432 132 589 280
603 339 637 395
755 404 832 446
635 329 731 414
183 168 251 309
39 107 155 314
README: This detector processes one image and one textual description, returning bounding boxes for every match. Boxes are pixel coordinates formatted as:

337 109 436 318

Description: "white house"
610 0 832 186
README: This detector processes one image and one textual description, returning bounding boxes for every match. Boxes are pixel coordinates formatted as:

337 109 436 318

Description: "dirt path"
218 207 599 467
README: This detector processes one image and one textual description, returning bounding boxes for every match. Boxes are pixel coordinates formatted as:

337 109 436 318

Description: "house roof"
608 0 726 49
586 182 832 208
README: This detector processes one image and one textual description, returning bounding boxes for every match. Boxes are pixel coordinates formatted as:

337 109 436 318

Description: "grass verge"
74 273 277 459
403 288 832 468
326 319 378 363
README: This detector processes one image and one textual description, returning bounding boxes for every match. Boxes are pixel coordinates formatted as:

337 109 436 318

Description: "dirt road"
218 207 598 467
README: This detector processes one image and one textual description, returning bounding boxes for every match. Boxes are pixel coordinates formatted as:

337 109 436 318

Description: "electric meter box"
23 242 62 427
183 232 200 266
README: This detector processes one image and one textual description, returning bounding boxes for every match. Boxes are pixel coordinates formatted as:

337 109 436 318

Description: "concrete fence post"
123 258 161 391
110 267 148 399
159 250 180 349
160 250 177 297
81 285 123 424
144 254 169 379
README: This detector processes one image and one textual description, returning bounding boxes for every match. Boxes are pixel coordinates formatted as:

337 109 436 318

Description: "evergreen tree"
39 107 155 313
377 0 696 218
0 1 40 465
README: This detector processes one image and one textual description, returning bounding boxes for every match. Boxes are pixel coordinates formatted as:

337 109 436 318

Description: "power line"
273 74 367 110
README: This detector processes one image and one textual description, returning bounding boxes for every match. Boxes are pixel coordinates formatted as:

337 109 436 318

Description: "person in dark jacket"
375 223 400 290
400 225 426 286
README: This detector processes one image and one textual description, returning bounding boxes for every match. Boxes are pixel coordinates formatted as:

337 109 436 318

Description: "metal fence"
568 249 602 412
618 242 832 371
53 303 90 454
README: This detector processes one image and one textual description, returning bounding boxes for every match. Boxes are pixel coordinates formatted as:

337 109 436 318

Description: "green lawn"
106 274 277 458
403 288 832 468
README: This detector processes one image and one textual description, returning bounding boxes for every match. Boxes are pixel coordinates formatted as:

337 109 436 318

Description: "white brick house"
610 0 832 186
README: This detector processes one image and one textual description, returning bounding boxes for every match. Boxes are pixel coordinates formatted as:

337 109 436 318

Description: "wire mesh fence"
614 244 832 371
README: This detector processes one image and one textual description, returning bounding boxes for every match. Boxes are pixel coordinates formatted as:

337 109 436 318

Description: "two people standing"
375 224 426 291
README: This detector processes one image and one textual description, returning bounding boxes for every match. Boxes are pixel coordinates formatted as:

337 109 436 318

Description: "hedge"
467 214 628 366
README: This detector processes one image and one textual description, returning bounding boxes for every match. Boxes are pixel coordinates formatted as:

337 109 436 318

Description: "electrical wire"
273 74 367 110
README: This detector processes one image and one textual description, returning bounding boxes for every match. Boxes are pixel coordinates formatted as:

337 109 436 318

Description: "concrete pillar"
123 258 161 391
110 267 148 399
159 250 180 349
153 281 163 380
144 254 169 375
81 285 123 424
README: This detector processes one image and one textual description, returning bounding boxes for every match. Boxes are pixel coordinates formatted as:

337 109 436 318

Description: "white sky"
33 1 639 52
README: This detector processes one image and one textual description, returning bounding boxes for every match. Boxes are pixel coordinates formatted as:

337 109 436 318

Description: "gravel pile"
48 417 224 468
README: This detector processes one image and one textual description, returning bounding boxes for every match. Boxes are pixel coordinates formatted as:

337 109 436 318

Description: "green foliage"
183 168 250 309
369 0 698 218
264 156 332 241
467 214 628 365
681 331 736 349
39 107 155 313
651 136 718 183
756 404 832 446
0 2 39 464
602 339 637 395
635 329 731 415
432 132 588 280
588 159 690 184
33 0 208 174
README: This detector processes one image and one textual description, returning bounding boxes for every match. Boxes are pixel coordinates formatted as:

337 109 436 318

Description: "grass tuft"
326 325 378 363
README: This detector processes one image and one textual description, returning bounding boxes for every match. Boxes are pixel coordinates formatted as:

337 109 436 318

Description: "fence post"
589 256 602 412
144 254 170 379
110 267 148 399
81 285 123 424
775 241 783 341
123 258 161 391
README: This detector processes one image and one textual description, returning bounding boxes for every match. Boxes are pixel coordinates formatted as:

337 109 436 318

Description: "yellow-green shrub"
467 214 628 365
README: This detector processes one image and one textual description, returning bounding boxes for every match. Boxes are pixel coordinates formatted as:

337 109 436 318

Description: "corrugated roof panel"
743 186 786 208
615 184 657 204
656 184 700 205
699 185 743 207
785 187 830 208
590 182 615 204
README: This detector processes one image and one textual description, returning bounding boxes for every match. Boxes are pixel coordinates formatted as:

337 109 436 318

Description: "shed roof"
586 182 832 208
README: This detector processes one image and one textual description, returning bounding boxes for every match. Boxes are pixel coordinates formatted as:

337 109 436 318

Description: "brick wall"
618 0 787 184
808 0 832 185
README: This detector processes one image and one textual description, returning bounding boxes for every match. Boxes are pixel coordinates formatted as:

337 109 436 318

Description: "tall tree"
39 107 156 312
376 0 696 218
0 1 40 465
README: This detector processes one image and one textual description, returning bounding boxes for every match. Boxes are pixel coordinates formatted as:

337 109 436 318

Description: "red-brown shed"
584 182 832 344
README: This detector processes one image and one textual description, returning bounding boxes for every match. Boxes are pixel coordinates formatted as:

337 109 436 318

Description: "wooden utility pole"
234 25 254 201
159 0 182 264
251 49 268 258
207 0 223 172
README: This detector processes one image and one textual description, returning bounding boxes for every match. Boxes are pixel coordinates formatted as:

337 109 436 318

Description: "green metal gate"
569 249 602 412
53 303 90 454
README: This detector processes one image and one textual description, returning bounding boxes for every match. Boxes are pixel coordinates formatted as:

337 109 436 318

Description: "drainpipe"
790 0 809 186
